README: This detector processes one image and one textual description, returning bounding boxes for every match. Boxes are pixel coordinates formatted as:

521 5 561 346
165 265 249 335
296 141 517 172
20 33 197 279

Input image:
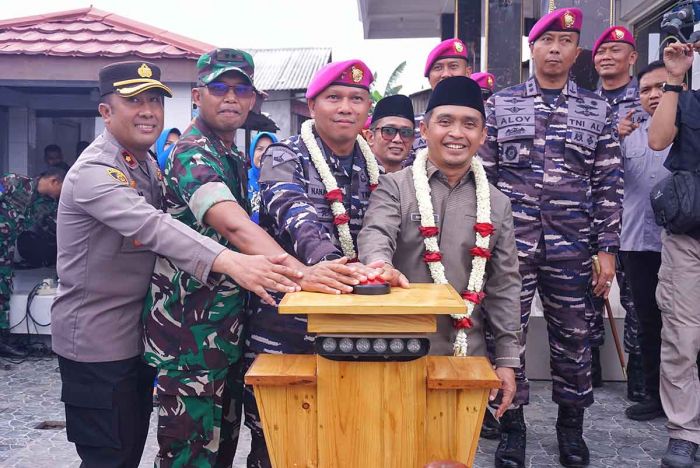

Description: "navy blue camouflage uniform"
589 79 641 354
480 76 623 408
242 128 374 466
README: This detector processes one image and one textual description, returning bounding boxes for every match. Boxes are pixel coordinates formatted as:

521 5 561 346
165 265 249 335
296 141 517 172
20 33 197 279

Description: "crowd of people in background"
1 5 700 468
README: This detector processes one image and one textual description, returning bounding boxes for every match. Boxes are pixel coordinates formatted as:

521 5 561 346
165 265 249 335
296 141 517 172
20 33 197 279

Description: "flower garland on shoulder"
412 147 494 356
300 119 380 259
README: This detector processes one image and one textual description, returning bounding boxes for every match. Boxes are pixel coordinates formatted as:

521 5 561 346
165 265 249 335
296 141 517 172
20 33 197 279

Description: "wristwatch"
662 82 684 93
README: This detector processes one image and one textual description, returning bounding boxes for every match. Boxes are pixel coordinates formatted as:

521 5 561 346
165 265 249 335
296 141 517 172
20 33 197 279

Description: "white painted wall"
8 107 29 175
164 82 194 135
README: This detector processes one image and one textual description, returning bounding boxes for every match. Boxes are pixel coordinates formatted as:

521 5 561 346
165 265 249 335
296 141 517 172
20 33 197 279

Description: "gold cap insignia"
351 66 363 83
454 41 464 53
138 63 153 78
107 168 128 184
613 28 625 40
487 76 494 87
563 11 575 29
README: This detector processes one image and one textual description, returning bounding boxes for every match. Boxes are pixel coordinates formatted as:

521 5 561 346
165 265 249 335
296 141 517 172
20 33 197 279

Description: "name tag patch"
494 95 536 143
410 212 439 223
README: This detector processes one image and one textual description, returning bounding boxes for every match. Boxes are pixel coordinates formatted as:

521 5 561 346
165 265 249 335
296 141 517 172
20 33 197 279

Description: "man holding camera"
648 40 700 468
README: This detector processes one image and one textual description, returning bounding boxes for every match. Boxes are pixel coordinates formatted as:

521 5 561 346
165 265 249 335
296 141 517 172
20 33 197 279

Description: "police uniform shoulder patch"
107 168 128 184
122 151 138 169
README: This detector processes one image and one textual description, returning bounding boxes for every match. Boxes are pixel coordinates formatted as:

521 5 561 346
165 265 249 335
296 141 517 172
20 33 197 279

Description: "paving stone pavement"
0 357 698 467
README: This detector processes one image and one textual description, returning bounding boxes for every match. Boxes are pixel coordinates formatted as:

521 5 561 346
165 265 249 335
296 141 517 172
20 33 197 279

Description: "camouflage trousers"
588 256 641 354
242 323 315 468
0 214 18 330
154 361 244 468
486 247 595 408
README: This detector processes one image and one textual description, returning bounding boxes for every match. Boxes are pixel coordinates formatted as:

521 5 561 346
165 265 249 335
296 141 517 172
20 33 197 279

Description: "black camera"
661 0 700 43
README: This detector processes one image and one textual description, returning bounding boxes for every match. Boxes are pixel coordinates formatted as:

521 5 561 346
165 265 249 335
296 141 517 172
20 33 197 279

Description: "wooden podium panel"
425 356 497 463
247 355 318 467
307 313 436 333
278 283 466 315
245 285 501 467
316 357 426 468
246 354 500 467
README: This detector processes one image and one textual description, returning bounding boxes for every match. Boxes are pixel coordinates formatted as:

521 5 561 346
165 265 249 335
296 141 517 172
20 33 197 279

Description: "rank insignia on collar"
107 168 128 184
122 151 138 169
613 29 624 40
454 41 464 53
563 11 575 29
351 66 363 83
138 63 153 78
156 169 163 181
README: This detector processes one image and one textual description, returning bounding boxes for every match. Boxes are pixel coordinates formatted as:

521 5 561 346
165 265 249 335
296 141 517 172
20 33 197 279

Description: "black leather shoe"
591 347 602 388
495 407 526 468
556 405 589 467
625 396 664 421
626 353 646 402
661 438 698 468
481 409 501 440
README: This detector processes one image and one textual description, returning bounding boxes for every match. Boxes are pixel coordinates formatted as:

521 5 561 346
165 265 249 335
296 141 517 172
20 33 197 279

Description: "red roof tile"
0 7 215 59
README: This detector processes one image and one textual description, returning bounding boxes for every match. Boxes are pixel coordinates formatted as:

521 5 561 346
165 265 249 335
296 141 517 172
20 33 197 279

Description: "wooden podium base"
246 354 500 468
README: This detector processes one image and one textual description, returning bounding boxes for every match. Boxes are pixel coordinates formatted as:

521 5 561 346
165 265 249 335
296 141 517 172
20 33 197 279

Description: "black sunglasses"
375 126 415 141
205 82 255 98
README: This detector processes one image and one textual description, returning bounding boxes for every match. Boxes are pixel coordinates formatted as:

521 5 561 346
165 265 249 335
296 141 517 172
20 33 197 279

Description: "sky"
0 0 439 95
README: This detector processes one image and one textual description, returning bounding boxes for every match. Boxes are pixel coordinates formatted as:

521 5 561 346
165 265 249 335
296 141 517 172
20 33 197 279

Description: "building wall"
34 117 95 171
0 108 8 173
261 90 292 139
4 82 194 177
8 107 30 175
164 82 194 135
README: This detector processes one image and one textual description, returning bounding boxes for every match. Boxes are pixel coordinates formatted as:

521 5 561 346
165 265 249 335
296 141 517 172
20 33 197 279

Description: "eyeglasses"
205 82 255 98
375 126 415 142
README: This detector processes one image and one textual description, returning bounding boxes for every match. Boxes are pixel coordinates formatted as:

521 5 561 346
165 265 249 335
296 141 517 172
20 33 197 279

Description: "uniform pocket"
156 370 217 442
655 252 674 316
61 381 120 449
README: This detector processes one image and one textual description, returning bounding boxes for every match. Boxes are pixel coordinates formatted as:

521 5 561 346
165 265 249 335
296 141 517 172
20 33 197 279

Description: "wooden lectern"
244 283 500 467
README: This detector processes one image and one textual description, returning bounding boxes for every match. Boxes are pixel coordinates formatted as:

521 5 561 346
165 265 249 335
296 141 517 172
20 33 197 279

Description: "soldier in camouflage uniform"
242 59 378 467
142 50 360 468
591 25 643 399
480 8 623 467
0 168 64 357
